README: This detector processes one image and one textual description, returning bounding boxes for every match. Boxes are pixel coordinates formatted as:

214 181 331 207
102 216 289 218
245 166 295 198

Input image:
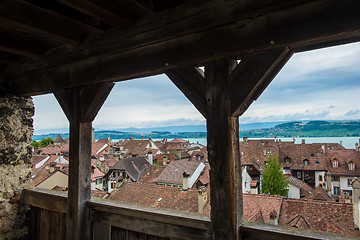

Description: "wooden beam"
54 83 113 240
56 0 132 27
0 27 61 58
165 67 207 118
2 0 360 96
0 0 102 45
205 58 242 240
230 48 293 116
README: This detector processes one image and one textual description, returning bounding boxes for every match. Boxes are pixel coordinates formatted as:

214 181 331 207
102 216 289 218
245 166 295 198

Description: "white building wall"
287 183 300 199
340 176 354 192
315 171 326 188
242 168 251 193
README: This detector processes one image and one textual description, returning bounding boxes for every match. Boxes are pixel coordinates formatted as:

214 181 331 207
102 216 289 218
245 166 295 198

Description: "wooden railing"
23 188 354 240
23 188 212 240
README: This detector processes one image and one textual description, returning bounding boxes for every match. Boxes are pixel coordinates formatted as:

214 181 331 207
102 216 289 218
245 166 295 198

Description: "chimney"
243 136 248 142
321 145 325 154
141 136 143 140
182 172 190 191
302 139 305 145
49 162 56 173
198 187 208 214
340 141 343 146
356 142 359 152
293 138 295 143
352 178 360 230
326 171 332 196
274 136 277 142
130 137 134 140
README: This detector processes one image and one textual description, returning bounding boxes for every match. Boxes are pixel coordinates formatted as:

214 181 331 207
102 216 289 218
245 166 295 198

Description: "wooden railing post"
54 82 114 240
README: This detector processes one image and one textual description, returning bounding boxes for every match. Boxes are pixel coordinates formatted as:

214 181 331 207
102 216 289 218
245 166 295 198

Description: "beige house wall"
36 171 68 190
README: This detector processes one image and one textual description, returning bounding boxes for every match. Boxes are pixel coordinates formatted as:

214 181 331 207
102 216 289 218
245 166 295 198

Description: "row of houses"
30 136 360 237
241 137 360 198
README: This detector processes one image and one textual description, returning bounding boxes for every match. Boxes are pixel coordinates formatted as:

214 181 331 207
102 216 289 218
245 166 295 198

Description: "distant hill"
32 120 360 141
239 120 360 138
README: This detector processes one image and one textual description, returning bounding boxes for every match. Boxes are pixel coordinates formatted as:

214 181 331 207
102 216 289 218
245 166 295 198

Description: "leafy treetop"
260 154 289 197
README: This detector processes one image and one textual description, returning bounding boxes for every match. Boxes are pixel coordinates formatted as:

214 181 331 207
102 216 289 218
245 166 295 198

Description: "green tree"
31 140 40 150
39 138 54 148
260 154 289 197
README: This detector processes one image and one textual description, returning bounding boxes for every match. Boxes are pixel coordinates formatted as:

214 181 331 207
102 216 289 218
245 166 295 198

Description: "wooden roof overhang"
1 0 360 239
0 0 359 96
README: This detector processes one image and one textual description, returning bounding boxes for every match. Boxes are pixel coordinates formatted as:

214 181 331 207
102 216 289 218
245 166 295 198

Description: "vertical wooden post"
205 58 242 240
54 82 114 240
166 48 292 239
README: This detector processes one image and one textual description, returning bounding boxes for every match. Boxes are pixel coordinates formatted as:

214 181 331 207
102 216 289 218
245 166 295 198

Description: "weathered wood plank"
29 206 40 240
165 67 207 118
39 208 51 240
230 48 293 116
49 211 67 240
57 0 133 27
92 209 212 240
93 222 111 240
3 0 360 96
23 188 68 213
239 223 348 240
88 199 211 231
205 58 242 239
0 0 102 44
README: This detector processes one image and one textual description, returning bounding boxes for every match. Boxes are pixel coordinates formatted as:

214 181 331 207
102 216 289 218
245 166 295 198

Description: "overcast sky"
33 42 360 134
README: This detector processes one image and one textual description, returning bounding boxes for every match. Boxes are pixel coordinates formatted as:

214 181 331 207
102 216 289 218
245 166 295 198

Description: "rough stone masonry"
0 95 34 239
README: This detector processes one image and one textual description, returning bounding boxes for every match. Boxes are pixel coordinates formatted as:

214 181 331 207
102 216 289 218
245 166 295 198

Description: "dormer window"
332 160 339 168
349 162 355 170
303 159 309 166
284 157 291 163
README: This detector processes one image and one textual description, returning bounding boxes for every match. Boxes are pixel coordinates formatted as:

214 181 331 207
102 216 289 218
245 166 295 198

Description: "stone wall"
0 95 34 239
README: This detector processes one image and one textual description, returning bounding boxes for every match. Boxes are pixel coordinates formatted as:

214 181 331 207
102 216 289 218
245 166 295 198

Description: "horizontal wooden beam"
2 0 360 96
23 188 68 213
56 0 133 27
0 27 61 58
88 199 212 239
0 0 102 45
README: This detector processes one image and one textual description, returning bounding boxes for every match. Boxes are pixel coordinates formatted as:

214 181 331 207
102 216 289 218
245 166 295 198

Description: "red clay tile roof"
38 144 69 155
91 190 108 198
107 182 201 213
91 164 105 181
326 149 360 176
109 156 150 182
197 165 210 186
31 155 48 167
121 139 157 156
243 194 283 224
138 165 166 184
154 161 202 185
54 134 65 144
279 198 359 237
302 186 335 202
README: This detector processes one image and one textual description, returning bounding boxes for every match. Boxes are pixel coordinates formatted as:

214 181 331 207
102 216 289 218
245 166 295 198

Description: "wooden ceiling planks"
1 0 359 96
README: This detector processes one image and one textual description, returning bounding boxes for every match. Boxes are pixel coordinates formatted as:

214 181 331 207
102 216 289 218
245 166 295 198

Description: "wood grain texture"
165 67 207 118
230 48 293 116
3 0 360 96
0 0 102 44
205 58 242 240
